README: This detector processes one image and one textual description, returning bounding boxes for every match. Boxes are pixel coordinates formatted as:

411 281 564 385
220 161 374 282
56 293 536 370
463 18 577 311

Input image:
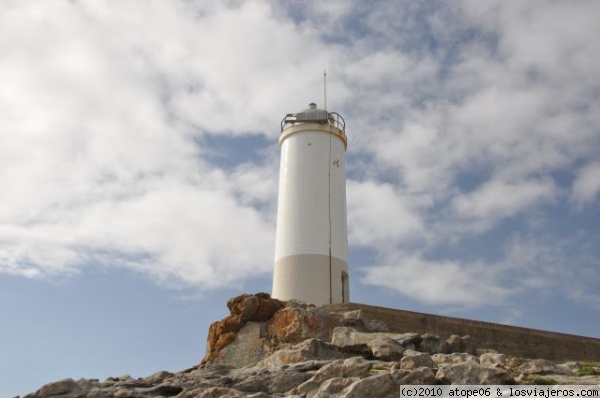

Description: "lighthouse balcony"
281 105 345 135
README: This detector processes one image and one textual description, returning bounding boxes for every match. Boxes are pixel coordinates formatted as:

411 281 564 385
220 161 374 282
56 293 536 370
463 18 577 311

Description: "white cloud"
452 177 558 223
0 0 298 285
363 253 511 307
347 180 426 248
570 162 600 206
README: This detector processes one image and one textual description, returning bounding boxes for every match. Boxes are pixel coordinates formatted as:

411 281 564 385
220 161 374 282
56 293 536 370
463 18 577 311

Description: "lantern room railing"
281 111 345 135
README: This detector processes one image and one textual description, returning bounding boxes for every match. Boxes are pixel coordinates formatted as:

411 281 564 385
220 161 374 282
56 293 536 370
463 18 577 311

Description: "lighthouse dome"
296 103 328 122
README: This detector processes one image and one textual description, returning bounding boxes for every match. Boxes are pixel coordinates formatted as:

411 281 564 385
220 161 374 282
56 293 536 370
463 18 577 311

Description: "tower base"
273 254 349 306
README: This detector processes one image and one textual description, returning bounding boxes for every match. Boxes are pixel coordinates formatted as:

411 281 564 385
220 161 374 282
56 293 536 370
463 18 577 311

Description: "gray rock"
258 338 346 367
190 386 246 397
25 378 85 398
295 357 374 394
436 363 515 384
419 333 449 354
267 371 313 394
557 361 580 373
142 370 174 385
392 367 437 385
433 353 480 366
446 335 477 354
342 372 396 398
284 360 332 372
246 393 272 398
331 327 373 355
305 376 359 397
137 383 184 396
400 352 435 370
480 353 506 368
332 327 423 357
516 358 569 375
341 310 366 328
367 337 405 361
394 332 422 347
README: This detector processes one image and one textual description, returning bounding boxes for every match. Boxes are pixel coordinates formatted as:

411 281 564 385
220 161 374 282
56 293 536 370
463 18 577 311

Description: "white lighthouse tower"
272 103 349 306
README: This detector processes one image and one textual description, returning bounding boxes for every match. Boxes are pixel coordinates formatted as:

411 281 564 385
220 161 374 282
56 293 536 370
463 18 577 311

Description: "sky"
1 0 600 396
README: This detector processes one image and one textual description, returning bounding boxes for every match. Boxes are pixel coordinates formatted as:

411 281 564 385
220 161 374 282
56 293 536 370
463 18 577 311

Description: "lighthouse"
272 103 349 306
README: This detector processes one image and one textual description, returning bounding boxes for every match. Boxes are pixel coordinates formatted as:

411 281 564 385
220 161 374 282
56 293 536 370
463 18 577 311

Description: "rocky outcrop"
203 293 285 363
23 294 600 398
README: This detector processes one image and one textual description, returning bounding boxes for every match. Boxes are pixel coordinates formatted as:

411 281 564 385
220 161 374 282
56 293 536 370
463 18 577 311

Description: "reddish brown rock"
264 301 351 354
203 293 286 364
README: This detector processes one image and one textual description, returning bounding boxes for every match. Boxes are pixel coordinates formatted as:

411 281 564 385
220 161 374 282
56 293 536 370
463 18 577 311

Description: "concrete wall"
328 303 600 362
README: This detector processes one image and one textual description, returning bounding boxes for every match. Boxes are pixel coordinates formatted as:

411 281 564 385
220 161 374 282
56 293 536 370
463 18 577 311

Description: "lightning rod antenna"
323 69 327 111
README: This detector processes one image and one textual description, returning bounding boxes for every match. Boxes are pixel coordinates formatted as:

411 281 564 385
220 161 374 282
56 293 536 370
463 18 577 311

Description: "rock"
137 383 184 396
433 353 480 366
331 327 374 355
446 335 477 354
368 337 405 361
301 377 358 397
392 367 437 385
340 310 366 328
506 356 528 369
188 387 246 398
365 319 390 332
480 353 507 368
86 388 110 398
394 332 422 347
25 378 85 398
143 370 174 385
516 358 569 375
294 356 375 394
24 294 597 398
257 338 346 367
399 351 435 370
311 356 376 380
331 327 413 356
266 303 340 345
436 363 515 384
342 372 396 398
227 293 285 322
203 293 287 364
204 315 243 363
557 361 580 373
266 371 313 394
419 333 449 354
